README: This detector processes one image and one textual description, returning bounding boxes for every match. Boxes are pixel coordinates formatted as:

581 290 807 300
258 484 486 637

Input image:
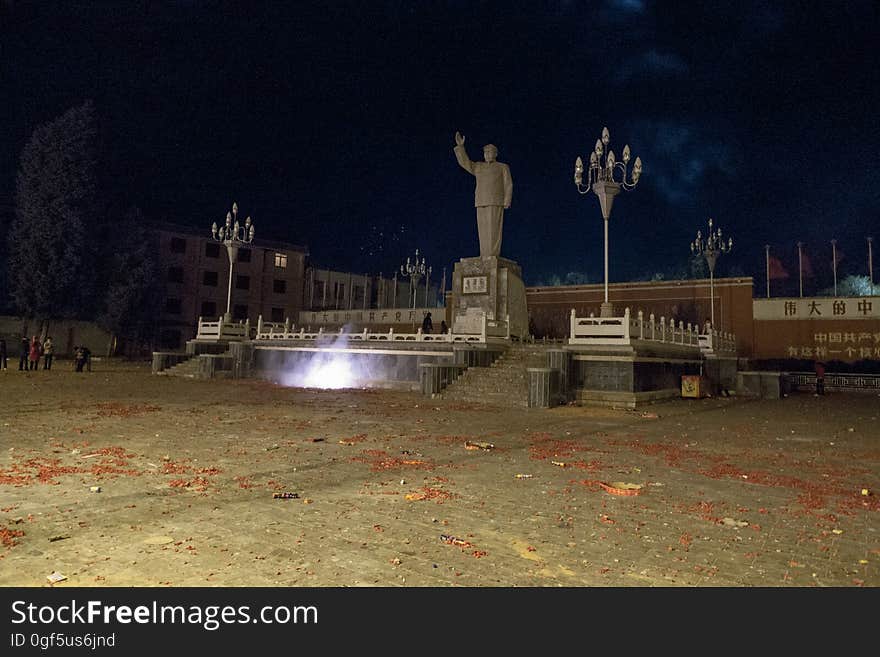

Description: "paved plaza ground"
0 360 878 587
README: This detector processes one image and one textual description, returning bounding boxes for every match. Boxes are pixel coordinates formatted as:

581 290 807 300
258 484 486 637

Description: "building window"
170 237 186 254
270 307 285 322
353 284 364 306
200 301 217 318
233 304 248 321
238 248 251 263
205 243 220 258
167 266 184 283
273 279 287 294
313 281 325 306
164 298 182 315
274 252 287 268
203 271 219 286
236 274 250 290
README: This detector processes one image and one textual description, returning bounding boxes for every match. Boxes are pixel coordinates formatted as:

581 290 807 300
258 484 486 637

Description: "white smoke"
277 326 384 389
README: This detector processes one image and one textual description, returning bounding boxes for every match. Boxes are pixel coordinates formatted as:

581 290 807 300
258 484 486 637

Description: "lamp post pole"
691 217 733 329
574 127 642 317
211 202 254 322
765 244 771 299
400 249 430 310
797 241 804 298
868 237 874 291
831 239 838 297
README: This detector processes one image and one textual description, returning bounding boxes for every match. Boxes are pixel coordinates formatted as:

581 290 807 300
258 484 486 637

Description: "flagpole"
831 239 838 296
797 241 804 298
765 245 770 299
869 237 874 291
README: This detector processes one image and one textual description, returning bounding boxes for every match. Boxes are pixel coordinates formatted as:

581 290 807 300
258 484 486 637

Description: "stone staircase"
159 355 200 378
441 343 549 408
160 350 235 379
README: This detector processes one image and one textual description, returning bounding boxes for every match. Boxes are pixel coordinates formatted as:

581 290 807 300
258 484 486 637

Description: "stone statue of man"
453 131 513 258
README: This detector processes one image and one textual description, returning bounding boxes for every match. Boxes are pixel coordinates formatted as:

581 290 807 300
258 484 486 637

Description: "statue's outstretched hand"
455 131 465 146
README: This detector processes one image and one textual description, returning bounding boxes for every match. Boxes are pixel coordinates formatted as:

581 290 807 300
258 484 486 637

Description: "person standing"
19 336 29 371
814 361 825 396
421 311 433 334
0 338 7 370
440 320 448 334
453 131 513 258
28 336 41 371
42 336 54 370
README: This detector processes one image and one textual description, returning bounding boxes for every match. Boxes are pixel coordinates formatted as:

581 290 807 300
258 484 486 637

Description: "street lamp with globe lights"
400 249 430 310
690 217 732 329
211 202 255 322
574 127 643 317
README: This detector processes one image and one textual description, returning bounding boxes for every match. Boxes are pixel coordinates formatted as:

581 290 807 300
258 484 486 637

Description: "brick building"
526 277 754 353
156 223 307 349
525 277 880 366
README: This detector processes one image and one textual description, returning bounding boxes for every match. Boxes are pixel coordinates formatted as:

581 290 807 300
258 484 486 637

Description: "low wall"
252 344 454 390
419 363 467 395
736 371 781 399
567 341 702 408
703 356 738 394
0 316 112 357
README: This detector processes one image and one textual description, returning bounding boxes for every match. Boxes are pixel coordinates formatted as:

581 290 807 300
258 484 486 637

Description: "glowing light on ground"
299 357 357 389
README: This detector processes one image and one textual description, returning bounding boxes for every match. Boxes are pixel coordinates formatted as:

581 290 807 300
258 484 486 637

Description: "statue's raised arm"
455 131 465 146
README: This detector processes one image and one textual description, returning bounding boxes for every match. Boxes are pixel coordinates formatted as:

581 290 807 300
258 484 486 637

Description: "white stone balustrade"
251 312 510 344
698 328 737 355
196 316 250 341
569 307 702 347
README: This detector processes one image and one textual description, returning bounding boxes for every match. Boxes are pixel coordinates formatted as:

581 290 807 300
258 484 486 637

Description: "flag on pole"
768 256 789 279
801 251 814 277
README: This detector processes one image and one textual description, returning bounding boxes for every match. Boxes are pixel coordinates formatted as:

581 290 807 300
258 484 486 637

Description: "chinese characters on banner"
300 309 428 326
755 297 878 320
753 297 880 361
787 330 880 359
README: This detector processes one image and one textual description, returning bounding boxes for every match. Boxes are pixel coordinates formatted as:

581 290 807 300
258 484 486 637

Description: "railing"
254 312 508 344
569 307 701 347
698 329 737 356
196 316 250 341
255 319 456 343
785 372 880 392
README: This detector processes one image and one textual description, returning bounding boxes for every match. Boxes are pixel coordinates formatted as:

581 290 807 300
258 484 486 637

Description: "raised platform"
575 387 682 410
451 256 528 339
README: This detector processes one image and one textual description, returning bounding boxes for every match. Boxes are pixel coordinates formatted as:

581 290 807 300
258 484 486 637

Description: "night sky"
2 0 878 289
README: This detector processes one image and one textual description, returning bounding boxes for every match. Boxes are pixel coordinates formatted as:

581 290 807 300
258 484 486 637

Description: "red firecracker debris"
0 527 26 548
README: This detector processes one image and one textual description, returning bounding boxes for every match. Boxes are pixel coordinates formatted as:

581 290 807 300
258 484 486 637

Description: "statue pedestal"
451 256 528 339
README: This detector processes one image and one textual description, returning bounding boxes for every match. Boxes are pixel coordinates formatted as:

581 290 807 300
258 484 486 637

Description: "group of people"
0 336 90 372
15 336 54 371
420 312 448 335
